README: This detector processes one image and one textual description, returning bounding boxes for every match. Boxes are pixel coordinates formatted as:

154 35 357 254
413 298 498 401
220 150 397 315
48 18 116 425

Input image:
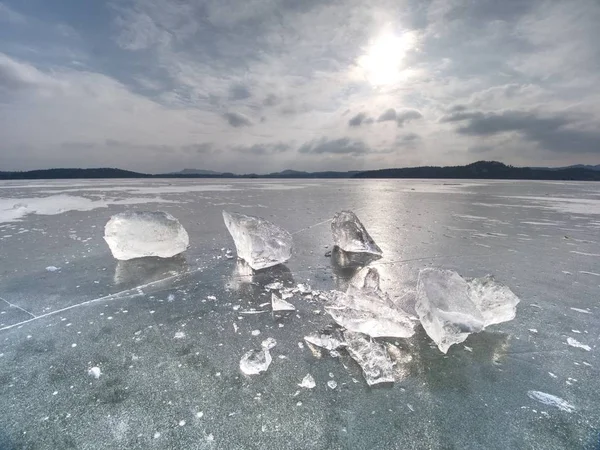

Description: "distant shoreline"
1 161 599 181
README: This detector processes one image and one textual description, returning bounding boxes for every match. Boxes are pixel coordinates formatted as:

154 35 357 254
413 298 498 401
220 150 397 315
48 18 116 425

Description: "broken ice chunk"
331 211 382 255
87 367 102 379
327 380 338 389
271 292 296 312
467 275 520 326
261 337 277 350
416 268 519 353
325 268 415 338
344 331 394 386
304 328 346 351
298 374 316 389
104 211 189 260
223 211 293 270
240 349 272 375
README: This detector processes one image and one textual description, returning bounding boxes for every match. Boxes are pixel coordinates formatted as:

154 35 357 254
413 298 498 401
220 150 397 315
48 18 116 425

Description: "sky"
0 0 599 174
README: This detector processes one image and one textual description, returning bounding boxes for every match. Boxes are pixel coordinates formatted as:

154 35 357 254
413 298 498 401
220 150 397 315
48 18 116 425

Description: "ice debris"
325 267 415 338
331 211 382 255
261 337 277 350
327 380 338 389
567 337 591 351
344 331 394 386
45 266 59 272
298 374 316 389
271 292 296 312
240 348 272 375
104 211 189 260
416 269 520 353
527 391 575 412
87 367 102 379
223 211 293 270
304 328 345 352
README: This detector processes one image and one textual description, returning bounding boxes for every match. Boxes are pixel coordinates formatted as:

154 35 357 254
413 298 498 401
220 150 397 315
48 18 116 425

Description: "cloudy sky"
1 0 599 173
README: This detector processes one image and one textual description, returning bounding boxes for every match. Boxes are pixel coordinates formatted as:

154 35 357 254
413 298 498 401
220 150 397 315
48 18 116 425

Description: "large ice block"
104 211 189 260
331 211 382 255
223 211 293 270
416 268 519 353
325 267 415 338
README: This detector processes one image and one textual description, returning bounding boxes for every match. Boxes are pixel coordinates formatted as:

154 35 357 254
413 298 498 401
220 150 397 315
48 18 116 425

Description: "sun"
357 30 416 87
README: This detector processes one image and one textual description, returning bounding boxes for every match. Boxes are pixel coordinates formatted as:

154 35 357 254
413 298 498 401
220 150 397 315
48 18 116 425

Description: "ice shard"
416 268 519 353
298 374 316 389
304 328 346 352
344 331 394 386
331 211 382 255
223 211 293 270
271 292 296 312
325 267 415 338
104 211 189 260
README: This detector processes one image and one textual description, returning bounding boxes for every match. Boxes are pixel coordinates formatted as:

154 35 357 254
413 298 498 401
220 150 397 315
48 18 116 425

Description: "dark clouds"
442 109 600 154
223 111 252 127
348 112 369 127
232 143 290 155
298 137 369 155
377 108 423 127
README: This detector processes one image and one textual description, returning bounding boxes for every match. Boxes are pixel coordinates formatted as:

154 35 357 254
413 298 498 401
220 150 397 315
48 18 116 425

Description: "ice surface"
416 268 519 353
271 292 296 312
223 211 293 270
344 331 394 386
331 211 382 255
298 374 316 389
527 391 575 412
239 348 272 375
567 337 591 351
325 268 415 338
104 211 189 260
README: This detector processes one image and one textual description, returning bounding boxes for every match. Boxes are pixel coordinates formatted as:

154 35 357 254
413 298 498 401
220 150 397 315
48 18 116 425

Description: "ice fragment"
325 268 415 338
416 269 519 353
261 337 277 350
104 211 189 260
327 380 338 389
331 211 382 255
223 211 293 270
240 348 272 375
344 331 394 386
271 293 296 312
567 337 591 351
88 367 101 379
298 374 316 389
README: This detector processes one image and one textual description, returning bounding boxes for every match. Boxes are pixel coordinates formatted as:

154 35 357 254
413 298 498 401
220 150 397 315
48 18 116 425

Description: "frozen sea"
0 178 599 449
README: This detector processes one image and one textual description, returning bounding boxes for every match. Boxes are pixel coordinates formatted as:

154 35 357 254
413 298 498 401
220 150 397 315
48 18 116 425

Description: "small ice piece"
261 337 277 350
45 266 59 272
240 349 272 375
297 284 311 294
325 268 415 338
567 337 591 351
271 292 296 312
527 391 575 412
416 269 519 353
298 374 316 389
179 420 186 427
223 211 293 270
344 331 394 386
304 328 346 351
104 211 189 260
251 329 261 336
265 282 283 290
327 380 338 389
331 211 382 255
174 331 186 339
88 367 101 379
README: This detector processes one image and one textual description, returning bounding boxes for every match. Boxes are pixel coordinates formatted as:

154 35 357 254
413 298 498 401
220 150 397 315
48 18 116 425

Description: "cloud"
0 53 59 91
232 143 291 155
348 112 369 127
229 83 251 101
377 108 423 127
443 108 600 154
298 137 369 155
0 2 27 24
223 111 252 127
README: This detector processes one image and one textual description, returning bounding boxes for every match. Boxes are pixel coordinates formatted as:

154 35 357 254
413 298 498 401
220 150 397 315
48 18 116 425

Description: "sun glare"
357 30 415 87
